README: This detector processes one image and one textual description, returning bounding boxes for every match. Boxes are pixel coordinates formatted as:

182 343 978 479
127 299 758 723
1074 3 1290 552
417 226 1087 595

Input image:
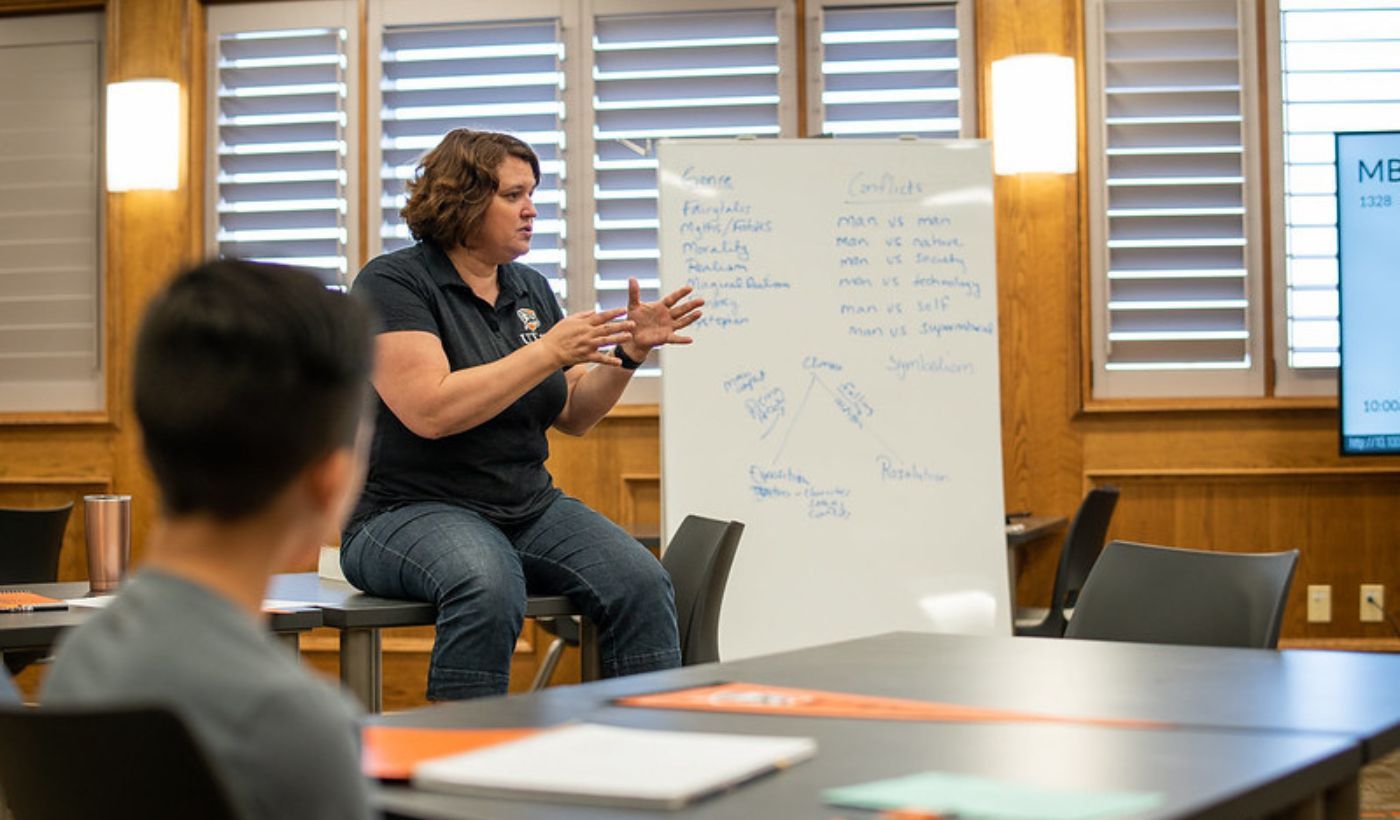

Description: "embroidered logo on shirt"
516 307 542 344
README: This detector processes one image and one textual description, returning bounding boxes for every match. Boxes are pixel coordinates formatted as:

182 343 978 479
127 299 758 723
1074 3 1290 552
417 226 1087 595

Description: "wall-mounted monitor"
1338 131 1400 455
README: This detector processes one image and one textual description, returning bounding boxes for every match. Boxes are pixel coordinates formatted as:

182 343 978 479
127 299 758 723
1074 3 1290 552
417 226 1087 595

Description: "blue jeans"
341 496 680 700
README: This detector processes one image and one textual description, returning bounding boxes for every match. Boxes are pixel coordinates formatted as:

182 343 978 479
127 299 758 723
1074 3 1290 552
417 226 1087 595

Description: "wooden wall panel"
545 410 661 526
1085 472 1400 639
1 0 194 584
104 0 196 562
975 0 1400 646
0 479 112 580
0 0 97 13
978 1 1087 540
618 473 661 533
978 0 1090 616
0 429 114 481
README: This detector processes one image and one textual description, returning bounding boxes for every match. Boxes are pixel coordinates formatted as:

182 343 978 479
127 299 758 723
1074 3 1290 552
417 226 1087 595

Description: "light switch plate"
1361 584 1385 623
1307 585 1331 623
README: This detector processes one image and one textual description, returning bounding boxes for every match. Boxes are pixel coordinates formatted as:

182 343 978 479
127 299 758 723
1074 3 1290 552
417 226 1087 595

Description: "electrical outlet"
1361 584 1385 623
1307 585 1332 623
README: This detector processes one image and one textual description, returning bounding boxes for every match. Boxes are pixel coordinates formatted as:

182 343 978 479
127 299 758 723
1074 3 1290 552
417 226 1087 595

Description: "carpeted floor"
1365 748 1400 817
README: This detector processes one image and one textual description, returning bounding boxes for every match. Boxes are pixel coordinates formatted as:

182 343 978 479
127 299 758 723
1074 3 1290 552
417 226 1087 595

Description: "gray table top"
841 632 1400 761
0 574 576 648
370 631 1368 820
0 582 92 650
264 572 578 630
673 631 1400 762
0 580 322 650
1005 513 1067 547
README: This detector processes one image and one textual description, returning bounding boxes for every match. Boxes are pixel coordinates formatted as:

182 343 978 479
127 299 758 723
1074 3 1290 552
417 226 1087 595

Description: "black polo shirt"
348 242 567 529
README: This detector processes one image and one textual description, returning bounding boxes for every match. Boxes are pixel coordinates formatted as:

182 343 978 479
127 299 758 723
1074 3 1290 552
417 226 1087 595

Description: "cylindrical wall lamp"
106 79 180 191
990 54 1077 175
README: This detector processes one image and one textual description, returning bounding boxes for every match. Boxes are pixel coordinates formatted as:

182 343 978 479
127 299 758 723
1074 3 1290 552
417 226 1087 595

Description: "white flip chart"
658 138 1009 659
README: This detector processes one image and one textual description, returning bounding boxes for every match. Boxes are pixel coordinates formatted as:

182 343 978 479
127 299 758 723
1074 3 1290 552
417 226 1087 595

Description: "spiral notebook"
0 591 68 613
412 722 816 810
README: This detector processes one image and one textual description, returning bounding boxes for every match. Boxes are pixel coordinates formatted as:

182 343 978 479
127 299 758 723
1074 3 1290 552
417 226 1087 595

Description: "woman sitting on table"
343 129 704 700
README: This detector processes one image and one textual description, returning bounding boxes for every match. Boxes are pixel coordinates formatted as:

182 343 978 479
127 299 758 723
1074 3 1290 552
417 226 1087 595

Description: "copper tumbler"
84 494 131 593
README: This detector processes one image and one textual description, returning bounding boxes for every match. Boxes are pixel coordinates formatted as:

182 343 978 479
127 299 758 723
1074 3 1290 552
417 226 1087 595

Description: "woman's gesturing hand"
541 307 635 367
625 278 705 355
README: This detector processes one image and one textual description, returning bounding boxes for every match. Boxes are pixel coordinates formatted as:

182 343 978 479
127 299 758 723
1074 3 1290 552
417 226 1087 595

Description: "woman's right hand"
541 308 635 367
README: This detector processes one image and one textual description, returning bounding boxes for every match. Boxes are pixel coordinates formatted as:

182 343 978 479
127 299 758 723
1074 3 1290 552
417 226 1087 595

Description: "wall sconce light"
106 79 180 191
991 54 1077 175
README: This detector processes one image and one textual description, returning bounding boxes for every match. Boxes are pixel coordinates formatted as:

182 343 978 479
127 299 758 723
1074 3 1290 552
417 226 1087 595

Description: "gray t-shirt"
43 570 373 820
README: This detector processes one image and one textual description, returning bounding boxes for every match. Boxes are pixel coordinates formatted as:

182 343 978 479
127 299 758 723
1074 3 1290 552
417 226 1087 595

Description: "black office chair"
0 503 73 676
530 515 745 689
0 503 72 584
1013 487 1119 637
0 704 244 820
1064 540 1299 649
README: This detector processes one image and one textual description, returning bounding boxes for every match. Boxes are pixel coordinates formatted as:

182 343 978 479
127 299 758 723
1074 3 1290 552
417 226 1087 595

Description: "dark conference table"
0 580 321 654
370 631 1400 819
264 572 588 712
0 575 584 713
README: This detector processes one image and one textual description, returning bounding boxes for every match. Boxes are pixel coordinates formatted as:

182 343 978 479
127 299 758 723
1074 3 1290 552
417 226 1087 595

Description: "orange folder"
617 682 1165 730
0 591 67 612
361 726 539 780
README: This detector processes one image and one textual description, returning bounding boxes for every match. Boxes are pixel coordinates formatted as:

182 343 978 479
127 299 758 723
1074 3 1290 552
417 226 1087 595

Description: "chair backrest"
660 515 744 666
1064 540 1299 649
0 704 244 820
1045 486 1120 629
0 503 73 584
1015 487 1119 638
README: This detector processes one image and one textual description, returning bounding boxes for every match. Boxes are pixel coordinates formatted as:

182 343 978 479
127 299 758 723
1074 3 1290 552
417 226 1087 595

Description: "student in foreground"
43 260 376 820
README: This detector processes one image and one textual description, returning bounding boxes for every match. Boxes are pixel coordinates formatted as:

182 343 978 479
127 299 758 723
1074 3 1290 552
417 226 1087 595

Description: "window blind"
1087 0 1264 397
816 3 964 138
591 9 782 313
1277 0 1400 371
0 13 103 412
378 19 568 294
212 22 352 283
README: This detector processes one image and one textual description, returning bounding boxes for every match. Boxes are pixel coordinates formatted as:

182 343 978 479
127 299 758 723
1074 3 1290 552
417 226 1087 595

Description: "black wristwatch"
614 344 644 370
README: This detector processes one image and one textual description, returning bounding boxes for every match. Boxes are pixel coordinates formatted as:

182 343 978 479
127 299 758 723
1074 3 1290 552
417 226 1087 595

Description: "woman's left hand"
623 278 704 356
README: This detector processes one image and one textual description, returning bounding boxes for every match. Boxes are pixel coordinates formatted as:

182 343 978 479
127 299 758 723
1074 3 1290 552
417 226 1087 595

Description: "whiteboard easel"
658 138 1008 660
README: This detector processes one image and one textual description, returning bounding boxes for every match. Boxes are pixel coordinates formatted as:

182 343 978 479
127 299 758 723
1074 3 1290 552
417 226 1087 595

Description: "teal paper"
822 771 1163 819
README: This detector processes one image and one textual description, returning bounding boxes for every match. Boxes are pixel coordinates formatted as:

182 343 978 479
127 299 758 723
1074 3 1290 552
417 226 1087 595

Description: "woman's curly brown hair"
400 129 541 250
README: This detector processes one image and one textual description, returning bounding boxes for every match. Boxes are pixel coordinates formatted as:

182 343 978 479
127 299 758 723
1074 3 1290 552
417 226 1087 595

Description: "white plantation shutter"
812 2 973 139
1086 0 1266 398
1269 0 1400 394
590 7 788 314
0 13 103 413
208 1 358 285
376 18 568 295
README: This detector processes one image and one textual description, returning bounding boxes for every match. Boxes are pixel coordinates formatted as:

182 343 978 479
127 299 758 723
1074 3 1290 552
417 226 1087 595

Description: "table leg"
1322 773 1359 820
1266 773 1359 820
1267 796 1321 820
276 631 301 656
1007 546 1020 621
579 618 600 682
340 628 382 714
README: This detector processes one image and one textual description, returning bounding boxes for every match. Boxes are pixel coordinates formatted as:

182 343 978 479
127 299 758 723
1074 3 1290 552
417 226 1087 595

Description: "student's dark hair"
400 128 540 249
134 259 375 520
